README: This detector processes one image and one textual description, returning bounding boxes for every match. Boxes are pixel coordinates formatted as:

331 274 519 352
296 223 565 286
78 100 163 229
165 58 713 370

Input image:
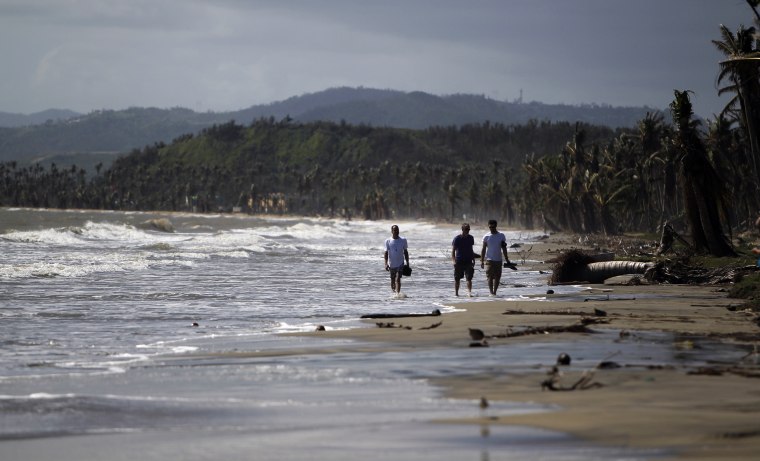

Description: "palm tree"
713 24 760 183
670 90 736 256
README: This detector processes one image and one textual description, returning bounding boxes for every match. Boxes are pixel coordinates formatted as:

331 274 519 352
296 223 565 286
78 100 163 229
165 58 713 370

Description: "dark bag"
402 264 412 276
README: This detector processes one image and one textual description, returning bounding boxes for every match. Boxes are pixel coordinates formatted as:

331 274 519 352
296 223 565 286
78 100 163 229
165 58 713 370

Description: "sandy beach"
303 234 760 460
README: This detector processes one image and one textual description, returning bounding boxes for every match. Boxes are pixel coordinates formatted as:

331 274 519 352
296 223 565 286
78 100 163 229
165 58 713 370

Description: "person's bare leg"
455 279 460 296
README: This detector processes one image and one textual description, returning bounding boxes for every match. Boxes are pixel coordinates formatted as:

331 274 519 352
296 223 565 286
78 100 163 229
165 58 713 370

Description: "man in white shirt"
480 219 511 296
384 224 409 294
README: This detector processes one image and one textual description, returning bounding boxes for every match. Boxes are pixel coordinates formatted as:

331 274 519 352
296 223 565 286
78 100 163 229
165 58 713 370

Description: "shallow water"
0 208 741 460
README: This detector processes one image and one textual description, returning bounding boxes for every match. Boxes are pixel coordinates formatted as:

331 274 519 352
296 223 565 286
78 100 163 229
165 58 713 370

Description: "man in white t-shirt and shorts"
384 224 409 294
480 219 512 296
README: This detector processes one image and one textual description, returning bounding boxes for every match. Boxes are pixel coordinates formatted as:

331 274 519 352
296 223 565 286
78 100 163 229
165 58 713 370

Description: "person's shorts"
485 260 502 279
454 261 474 281
389 265 404 279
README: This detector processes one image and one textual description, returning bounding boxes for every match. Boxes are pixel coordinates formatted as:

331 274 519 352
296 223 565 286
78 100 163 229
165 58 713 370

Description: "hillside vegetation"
0 88 654 167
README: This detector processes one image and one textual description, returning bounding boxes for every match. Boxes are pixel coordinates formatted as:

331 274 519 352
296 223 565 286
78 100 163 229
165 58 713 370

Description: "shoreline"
300 235 760 460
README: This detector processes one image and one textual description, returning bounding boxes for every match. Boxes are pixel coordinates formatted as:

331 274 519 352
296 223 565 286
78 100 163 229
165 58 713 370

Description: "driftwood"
500 323 595 338
361 309 441 319
375 322 412 329
375 320 443 330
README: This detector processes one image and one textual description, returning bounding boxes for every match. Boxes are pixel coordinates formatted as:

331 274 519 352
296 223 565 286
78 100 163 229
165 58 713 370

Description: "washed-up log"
502 323 594 338
361 309 441 319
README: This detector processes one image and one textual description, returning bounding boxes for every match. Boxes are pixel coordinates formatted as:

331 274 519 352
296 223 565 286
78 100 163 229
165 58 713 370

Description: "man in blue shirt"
451 222 475 296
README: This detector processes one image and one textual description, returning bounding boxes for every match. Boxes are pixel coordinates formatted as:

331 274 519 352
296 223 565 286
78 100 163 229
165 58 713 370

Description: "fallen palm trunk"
581 261 653 283
549 250 652 284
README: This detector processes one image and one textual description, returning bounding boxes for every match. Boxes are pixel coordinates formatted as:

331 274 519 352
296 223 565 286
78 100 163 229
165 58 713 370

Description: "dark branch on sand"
362 309 441 319
500 323 595 338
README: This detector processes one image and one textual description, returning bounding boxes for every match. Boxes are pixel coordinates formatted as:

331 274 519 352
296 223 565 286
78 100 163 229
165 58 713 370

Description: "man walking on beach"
384 224 409 294
452 222 475 296
481 219 511 296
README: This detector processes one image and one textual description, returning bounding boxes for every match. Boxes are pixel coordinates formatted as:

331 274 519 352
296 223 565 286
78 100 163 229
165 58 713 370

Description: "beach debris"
645 260 759 285
688 365 760 378
374 322 412 330
502 323 594 338
541 351 620 391
361 309 441 319
468 328 486 341
656 222 692 255
468 328 489 346
593 308 607 317
315 325 326 331
556 352 571 366
418 321 442 330
548 250 652 284
502 308 596 316
580 316 608 326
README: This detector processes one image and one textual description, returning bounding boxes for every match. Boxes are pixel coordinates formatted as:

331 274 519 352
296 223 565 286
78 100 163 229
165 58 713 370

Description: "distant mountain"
229 87 657 129
0 109 82 127
0 87 659 168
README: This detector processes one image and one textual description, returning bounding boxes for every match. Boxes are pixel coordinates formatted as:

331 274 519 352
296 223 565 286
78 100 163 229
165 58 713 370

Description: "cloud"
0 0 753 117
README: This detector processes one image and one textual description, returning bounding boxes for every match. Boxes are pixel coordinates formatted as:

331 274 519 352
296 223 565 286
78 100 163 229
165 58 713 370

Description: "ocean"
0 208 666 460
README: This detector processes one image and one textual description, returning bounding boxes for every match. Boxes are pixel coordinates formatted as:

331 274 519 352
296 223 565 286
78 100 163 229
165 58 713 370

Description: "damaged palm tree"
670 90 736 257
549 249 652 284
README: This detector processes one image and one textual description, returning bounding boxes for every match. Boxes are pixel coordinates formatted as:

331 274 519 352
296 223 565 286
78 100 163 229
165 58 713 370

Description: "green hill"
0 88 656 169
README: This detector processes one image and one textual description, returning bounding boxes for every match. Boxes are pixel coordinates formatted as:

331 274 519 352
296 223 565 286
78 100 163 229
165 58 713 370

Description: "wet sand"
307 236 760 460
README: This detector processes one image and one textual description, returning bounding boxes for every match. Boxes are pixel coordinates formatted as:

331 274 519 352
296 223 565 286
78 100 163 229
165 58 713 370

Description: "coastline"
301 235 760 460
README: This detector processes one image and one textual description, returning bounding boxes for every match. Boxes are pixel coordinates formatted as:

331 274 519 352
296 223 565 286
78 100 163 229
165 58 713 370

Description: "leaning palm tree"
713 24 760 184
670 90 736 256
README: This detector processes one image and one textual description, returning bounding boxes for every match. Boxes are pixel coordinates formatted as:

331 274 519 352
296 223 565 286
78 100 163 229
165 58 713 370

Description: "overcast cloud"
0 0 752 118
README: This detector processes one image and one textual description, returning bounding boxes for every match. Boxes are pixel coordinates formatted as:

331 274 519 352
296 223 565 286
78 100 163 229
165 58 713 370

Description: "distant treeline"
1 117 618 222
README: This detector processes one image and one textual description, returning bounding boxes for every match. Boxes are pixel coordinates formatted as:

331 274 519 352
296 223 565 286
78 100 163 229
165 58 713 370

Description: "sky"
0 0 754 118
